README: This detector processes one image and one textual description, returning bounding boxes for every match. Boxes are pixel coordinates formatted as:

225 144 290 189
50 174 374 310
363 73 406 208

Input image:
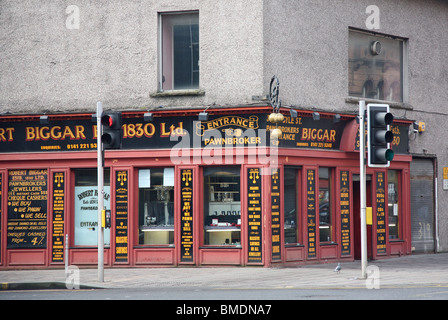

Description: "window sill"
151 89 205 98
70 246 111 249
285 243 304 247
345 96 413 110
320 242 337 246
133 244 175 248
199 245 242 249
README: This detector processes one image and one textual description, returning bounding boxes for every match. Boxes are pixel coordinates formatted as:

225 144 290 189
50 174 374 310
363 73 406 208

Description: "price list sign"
115 170 129 262
7 169 48 248
52 172 65 262
306 169 317 258
271 168 281 261
180 169 193 262
340 171 351 256
376 172 387 254
247 168 262 263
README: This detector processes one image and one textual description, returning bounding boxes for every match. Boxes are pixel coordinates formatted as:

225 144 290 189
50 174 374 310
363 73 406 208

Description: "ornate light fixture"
268 76 283 139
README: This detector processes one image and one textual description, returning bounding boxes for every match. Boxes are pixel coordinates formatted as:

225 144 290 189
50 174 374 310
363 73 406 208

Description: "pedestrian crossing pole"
359 100 368 279
97 102 105 283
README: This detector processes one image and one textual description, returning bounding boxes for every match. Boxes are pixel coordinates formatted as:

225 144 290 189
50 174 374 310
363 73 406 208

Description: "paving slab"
1 253 447 291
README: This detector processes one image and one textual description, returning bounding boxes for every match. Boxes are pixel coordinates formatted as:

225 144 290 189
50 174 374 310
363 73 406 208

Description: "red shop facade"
0 106 412 269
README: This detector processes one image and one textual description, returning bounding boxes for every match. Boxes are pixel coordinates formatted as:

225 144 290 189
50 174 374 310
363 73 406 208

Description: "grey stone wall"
0 0 263 113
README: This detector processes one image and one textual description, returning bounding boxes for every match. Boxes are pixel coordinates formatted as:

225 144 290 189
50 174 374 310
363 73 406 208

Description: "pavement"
1 253 448 291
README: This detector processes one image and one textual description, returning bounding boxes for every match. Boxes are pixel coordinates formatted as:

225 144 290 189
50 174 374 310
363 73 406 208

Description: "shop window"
160 12 199 91
319 168 333 242
74 168 110 246
284 167 300 244
388 170 400 239
138 168 174 245
348 29 405 102
203 167 241 246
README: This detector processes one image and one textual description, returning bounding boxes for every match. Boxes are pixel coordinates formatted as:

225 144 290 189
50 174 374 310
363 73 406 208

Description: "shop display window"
138 168 174 245
388 170 400 239
319 168 333 242
284 167 300 244
74 168 110 246
203 167 241 246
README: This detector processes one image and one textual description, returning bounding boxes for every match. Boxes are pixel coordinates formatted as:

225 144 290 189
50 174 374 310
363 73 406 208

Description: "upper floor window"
348 29 405 103
159 12 199 91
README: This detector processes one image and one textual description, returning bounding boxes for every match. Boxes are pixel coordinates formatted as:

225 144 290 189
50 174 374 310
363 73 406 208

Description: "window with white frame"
159 12 199 91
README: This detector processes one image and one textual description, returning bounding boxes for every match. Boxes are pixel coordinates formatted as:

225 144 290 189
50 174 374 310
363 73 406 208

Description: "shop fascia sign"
0 111 354 153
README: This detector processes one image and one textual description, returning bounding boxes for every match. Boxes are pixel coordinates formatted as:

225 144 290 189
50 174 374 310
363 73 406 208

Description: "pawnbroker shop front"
0 106 412 268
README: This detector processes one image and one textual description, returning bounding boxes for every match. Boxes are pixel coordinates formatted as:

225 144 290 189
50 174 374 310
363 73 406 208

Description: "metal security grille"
410 158 435 253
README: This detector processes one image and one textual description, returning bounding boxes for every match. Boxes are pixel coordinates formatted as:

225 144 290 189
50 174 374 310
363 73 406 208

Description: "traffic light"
101 112 122 149
367 104 394 167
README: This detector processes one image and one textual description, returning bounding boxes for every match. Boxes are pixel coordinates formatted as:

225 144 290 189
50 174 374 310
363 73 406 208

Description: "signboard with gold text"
376 172 387 254
340 171 351 256
0 173 2 261
306 169 317 258
52 172 65 262
247 168 262 263
180 169 194 262
0 113 408 153
271 168 281 261
115 170 129 262
7 169 48 248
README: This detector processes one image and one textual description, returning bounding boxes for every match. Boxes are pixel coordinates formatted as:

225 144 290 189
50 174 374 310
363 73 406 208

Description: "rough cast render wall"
0 0 264 113
263 0 448 115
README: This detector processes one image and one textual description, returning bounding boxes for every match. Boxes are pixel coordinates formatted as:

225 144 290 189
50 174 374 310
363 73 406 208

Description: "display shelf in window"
208 181 240 202
140 227 175 245
204 222 241 246
284 223 298 244
204 214 241 246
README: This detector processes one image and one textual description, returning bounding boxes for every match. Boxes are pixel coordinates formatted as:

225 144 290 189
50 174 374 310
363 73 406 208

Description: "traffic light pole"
359 101 368 279
96 102 104 283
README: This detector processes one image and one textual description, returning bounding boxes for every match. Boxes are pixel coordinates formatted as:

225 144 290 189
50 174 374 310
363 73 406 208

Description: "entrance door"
410 158 435 253
353 178 373 260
